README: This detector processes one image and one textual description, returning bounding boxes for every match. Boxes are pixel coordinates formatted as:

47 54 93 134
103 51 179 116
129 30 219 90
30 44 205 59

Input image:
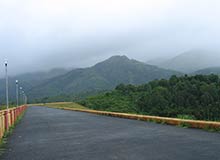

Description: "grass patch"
160 120 167 125
0 105 17 111
0 135 7 155
178 122 192 128
177 114 196 120
203 125 220 132
32 102 88 110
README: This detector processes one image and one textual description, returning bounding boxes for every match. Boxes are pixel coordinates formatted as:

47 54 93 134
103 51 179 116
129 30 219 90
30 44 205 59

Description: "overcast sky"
0 0 220 76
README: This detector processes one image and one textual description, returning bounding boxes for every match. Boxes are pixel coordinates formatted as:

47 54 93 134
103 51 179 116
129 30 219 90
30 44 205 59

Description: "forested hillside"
29 56 181 100
81 74 220 121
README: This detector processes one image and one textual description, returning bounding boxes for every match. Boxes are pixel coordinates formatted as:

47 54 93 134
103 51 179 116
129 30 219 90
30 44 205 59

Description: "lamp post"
24 94 27 104
22 91 25 104
16 80 19 107
19 87 23 105
5 60 9 109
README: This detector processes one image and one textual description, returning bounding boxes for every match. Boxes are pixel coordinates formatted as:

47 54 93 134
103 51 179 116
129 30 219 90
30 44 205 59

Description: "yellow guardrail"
0 105 27 141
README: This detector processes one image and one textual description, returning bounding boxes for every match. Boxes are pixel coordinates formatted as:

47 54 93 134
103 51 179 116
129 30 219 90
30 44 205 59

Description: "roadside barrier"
48 106 220 131
0 105 27 141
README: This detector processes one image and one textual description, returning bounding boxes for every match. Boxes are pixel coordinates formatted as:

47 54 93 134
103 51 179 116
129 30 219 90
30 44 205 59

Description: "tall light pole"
5 60 9 109
22 91 25 104
24 94 27 104
22 91 24 104
26 96 28 104
24 93 27 104
16 80 19 107
19 87 23 105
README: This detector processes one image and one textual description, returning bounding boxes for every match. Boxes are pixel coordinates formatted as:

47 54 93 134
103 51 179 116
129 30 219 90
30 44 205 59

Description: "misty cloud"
0 0 220 76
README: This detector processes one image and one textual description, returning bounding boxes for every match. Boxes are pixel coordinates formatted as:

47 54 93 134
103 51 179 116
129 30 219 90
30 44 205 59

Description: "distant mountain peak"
152 49 220 73
193 67 220 75
94 55 131 67
106 55 129 61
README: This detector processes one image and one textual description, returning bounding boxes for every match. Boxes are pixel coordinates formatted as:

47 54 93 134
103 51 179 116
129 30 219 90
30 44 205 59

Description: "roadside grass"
0 105 16 111
177 114 196 120
178 122 192 128
31 102 88 110
203 124 220 132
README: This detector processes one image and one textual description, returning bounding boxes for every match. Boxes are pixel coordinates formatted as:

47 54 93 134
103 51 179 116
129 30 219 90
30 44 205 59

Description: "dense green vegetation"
80 74 220 121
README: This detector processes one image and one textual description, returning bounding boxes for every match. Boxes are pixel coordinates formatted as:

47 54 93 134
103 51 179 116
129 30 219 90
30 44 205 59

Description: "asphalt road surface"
1 106 220 160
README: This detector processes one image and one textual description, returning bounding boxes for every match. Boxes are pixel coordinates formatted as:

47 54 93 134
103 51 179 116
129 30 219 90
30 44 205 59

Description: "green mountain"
193 67 220 75
29 55 182 100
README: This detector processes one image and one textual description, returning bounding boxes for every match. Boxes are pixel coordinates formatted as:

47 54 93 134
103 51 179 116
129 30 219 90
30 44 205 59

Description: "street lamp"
19 86 28 105
5 60 9 109
22 90 26 104
16 80 19 107
22 91 26 105
26 96 28 104
19 87 23 105
24 94 27 105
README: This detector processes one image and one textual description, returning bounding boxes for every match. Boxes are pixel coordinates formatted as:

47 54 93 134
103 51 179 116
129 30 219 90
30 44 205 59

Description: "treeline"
80 74 220 121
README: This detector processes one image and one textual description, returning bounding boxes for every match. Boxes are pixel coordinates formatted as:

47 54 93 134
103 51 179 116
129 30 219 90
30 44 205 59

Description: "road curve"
1 106 220 160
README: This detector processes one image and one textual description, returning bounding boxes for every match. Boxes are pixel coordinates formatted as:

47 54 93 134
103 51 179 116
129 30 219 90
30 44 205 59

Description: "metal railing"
0 105 27 140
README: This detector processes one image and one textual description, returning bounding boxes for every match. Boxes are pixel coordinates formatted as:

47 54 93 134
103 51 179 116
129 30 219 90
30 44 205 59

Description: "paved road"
1 106 220 160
